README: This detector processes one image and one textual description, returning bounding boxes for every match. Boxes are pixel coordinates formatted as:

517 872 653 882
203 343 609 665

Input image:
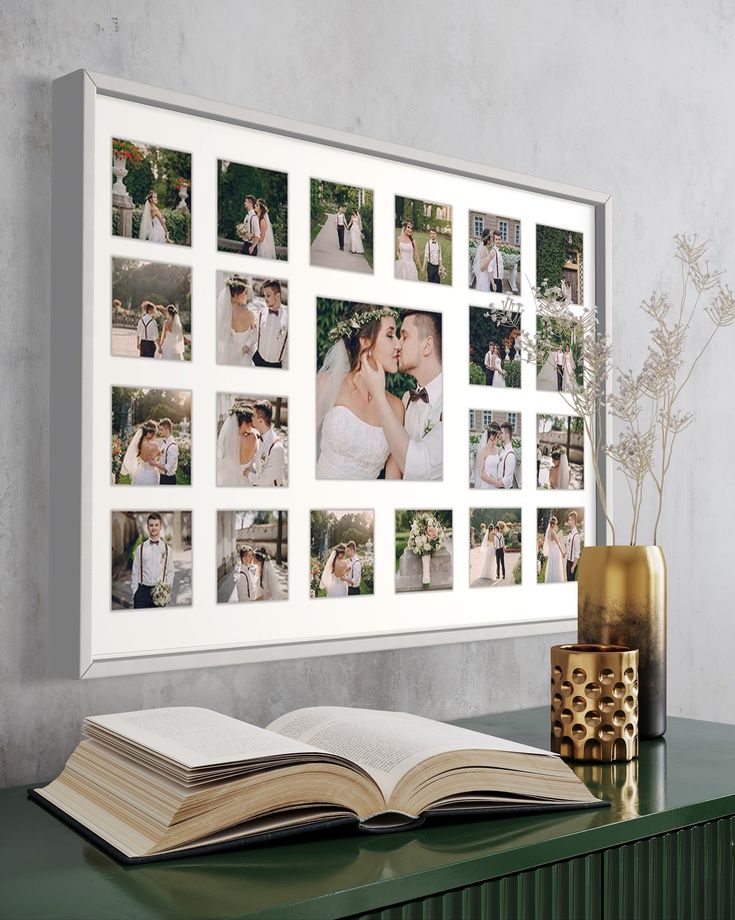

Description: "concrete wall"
1 0 732 786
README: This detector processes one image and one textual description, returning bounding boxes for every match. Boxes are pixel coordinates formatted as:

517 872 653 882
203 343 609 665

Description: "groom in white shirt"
156 418 179 485
136 301 159 358
130 513 174 608
241 195 260 256
361 310 443 481
422 228 443 283
345 541 361 596
335 206 347 251
252 280 288 369
250 399 286 486
565 512 581 582
555 345 565 391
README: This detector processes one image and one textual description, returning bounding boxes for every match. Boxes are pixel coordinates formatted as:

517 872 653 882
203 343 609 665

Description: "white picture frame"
50 70 612 678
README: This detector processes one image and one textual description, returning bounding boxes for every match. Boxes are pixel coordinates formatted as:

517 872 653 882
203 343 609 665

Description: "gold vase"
577 546 667 739
550 643 639 762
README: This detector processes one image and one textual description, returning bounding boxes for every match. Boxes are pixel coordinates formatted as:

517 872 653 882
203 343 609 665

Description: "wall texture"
1 0 733 786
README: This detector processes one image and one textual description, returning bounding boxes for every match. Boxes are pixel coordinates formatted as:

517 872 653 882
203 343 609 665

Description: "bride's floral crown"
328 306 398 343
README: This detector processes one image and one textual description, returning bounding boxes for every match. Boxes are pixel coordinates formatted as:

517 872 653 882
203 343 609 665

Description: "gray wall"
1 0 732 786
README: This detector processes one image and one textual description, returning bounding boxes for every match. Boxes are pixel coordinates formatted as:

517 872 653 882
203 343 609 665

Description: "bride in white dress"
217 404 259 486
139 191 169 244
319 544 349 598
562 345 576 392
160 305 185 360
348 209 364 254
253 546 286 601
217 274 257 366
255 199 277 260
394 221 420 281
474 427 502 489
316 305 405 480
120 420 161 485
543 517 567 583
478 524 498 580
491 345 506 388
472 230 492 291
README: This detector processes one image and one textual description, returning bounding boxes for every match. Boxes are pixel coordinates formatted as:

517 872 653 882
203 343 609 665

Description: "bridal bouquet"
408 513 446 587
235 222 250 241
520 235 735 545
151 581 172 608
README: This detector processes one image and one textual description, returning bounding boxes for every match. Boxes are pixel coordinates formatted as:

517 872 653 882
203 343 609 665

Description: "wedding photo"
536 224 584 305
216 510 288 604
395 510 452 593
310 179 373 273
217 159 287 260
110 511 192 609
469 409 521 489
310 510 374 599
216 393 288 487
537 508 584 584
469 305 521 389
535 316 583 393
111 257 191 361
469 508 521 588
316 299 443 481
468 211 521 293
394 196 452 285
216 271 288 368
111 387 192 486
111 137 191 246
537 414 584 490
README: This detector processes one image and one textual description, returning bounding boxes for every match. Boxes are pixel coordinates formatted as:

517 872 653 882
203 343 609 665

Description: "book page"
87 707 324 769
267 707 556 804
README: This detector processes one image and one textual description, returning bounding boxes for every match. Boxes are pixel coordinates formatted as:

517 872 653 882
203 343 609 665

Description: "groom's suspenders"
141 317 154 339
257 312 288 362
140 541 168 587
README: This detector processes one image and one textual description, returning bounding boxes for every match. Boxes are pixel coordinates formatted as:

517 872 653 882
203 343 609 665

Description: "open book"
31 706 606 863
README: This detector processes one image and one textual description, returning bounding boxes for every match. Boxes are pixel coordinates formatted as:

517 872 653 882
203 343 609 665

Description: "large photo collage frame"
51 72 609 677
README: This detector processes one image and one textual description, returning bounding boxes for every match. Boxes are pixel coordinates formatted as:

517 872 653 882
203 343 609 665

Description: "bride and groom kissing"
233 544 283 602
120 418 180 486
217 399 286 487
316 305 442 481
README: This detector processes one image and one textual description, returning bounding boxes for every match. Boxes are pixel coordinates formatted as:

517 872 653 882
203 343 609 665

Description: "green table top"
2 708 735 920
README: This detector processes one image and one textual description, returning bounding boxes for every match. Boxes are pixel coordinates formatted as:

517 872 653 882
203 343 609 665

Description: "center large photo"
315 298 443 481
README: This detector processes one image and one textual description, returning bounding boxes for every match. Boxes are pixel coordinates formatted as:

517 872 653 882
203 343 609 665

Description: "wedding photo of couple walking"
316 299 442 481
394 197 452 285
537 508 584 584
111 387 192 486
310 179 373 273
216 394 288 488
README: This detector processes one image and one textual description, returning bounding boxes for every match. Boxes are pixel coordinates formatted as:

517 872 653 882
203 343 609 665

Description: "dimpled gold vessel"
550 643 639 762
577 546 667 739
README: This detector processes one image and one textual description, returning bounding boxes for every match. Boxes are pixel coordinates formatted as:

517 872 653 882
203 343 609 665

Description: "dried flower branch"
521 236 732 546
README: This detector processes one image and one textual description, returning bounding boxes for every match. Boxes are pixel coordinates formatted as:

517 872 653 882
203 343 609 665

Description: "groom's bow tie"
408 387 429 404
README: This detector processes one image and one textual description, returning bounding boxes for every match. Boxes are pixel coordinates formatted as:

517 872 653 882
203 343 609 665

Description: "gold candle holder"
550 643 639 762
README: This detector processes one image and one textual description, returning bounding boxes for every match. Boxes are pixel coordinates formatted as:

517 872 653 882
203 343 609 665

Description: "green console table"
2 708 734 920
